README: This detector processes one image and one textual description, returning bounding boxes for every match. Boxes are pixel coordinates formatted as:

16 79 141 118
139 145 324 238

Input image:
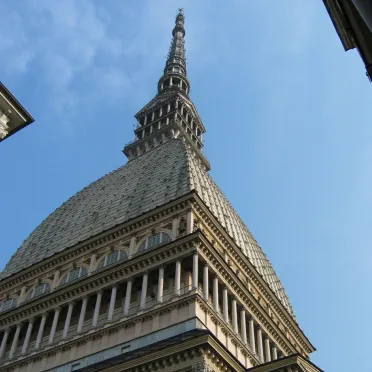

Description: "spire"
123 9 209 171
158 9 190 95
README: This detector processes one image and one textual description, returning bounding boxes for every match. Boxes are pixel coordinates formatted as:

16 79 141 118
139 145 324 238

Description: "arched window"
97 250 127 270
60 267 87 286
0 298 17 313
138 232 171 253
26 282 51 301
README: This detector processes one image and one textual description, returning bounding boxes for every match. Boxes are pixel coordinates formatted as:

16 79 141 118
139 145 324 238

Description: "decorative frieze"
0 232 200 328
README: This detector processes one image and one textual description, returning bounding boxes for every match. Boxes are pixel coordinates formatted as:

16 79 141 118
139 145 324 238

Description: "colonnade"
191 253 280 363
0 255 191 362
0 252 281 365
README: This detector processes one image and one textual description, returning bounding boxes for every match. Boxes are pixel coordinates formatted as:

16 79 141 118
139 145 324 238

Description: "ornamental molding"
0 231 200 328
195 297 258 367
196 237 295 356
0 295 199 371
1 336 247 372
191 195 313 354
0 194 195 293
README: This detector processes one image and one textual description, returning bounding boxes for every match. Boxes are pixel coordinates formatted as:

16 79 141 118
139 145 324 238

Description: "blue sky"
1 1 371 370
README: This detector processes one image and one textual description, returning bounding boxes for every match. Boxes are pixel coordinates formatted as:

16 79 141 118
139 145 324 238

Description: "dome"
0 139 294 317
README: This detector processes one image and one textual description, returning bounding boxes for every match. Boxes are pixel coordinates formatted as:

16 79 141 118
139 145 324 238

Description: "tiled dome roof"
0 139 294 317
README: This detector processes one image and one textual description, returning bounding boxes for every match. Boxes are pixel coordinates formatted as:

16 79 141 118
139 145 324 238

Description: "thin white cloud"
0 0 130 123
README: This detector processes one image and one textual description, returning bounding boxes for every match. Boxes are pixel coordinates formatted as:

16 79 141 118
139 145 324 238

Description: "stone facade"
0 9 322 372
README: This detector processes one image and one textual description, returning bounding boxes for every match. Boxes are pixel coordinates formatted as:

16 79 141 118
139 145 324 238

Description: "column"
174 261 181 296
123 279 132 316
108 284 117 321
223 287 229 323
63 302 75 339
213 276 219 311
144 115 147 125
77 297 88 333
167 103 171 112
48 307 61 345
203 265 209 300
9 324 21 359
186 210 194 233
184 271 192 293
192 253 198 290
21 319 34 355
92 291 103 327
272 345 278 360
140 273 148 310
264 337 271 362
240 310 247 344
89 253 97 273
0 328 10 359
257 327 264 363
232 299 238 332
157 267 164 302
249 318 256 354
171 217 178 240
21 318 34 355
35 313 47 350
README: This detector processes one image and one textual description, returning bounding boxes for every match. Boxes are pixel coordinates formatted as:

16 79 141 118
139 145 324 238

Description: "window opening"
60 267 88 286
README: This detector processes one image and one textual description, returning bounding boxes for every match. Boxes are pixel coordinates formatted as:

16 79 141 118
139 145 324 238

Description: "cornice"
195 235 296 356
0 194 196 293
95 334 245 372
0 296 198 371
0 231 200 328
195 296 259 368
247 354 323 372
191 195 315 354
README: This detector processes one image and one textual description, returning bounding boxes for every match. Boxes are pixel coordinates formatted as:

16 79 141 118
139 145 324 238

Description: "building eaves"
0 81 34 141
